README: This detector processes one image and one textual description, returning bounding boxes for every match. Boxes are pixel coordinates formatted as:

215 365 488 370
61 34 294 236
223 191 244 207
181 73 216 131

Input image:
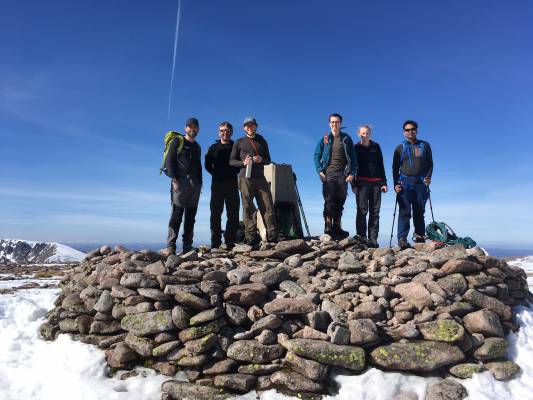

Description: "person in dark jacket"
352 125 387 247
229 116 277 247
205 122 241 249
392 120 434 249
163 117 202 255
313 113 357 239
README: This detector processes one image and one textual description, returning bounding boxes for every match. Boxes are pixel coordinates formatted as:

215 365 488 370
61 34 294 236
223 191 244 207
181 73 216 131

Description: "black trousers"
167 205 198 250
322 171 347 218
210 180 240 246
355 183 382 240
167 178 201 250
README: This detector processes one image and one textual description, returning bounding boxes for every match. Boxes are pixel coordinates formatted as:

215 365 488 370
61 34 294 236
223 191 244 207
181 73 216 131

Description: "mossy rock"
473 338 508 361
449 363 485 378
280 339 365 371
370 341 465 372
418 320 465 342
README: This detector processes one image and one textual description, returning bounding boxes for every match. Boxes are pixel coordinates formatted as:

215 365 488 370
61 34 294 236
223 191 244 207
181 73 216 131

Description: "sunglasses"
219 129 231 133
404 128 417 132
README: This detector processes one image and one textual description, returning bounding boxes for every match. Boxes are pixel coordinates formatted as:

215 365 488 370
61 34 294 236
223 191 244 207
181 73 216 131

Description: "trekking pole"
293 173 311 237
427 186 435 223
389 196 398 248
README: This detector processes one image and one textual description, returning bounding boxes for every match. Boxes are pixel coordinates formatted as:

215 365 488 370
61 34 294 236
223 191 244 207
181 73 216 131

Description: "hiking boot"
332 217 349 240
181 245 198 254
412 233 426 243
398 237 411 250
244 237 260 250
160 247 175 257
367 239 379 248
219 243 233 251
211 242 221 249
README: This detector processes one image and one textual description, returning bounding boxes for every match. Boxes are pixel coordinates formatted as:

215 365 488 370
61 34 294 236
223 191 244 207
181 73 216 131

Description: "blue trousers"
397 180 428 240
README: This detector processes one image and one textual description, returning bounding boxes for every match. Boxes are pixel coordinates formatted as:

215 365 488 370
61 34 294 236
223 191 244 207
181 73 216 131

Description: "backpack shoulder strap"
399 141 409 164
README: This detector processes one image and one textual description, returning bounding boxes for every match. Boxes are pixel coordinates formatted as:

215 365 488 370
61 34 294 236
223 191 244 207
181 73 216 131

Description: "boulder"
394 282 433 311
429 245 468 267
484 361 521 380
463 310 504 337
249 250 288 260
137 288 171 302
121 310 174 336
280 339 365 371
425 378 467 400
161 381 231 400
448 363 485 379
417 320 464 342
284 352 330 381
237 363 280 375
370 341 464 371
213 374 257 393
125 333 155 357
338 252 364 272
223 283 269 305
441 259 481 274
184 333 218 355
348 319 379 345
227 340 285 364
224 303 249 326
275 239 311 254
351 302 385 320
178 318 226 343
249 265 289 287
93 290 114 313
473 337 508 361
170 306 190 330
270 369 324 393
189 308 225 326
462 289 512 321
174 290 210 311
436 274 467 296
263 298 317 315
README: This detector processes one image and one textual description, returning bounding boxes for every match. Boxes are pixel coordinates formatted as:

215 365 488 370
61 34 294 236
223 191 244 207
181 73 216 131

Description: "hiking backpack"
160 131 184 175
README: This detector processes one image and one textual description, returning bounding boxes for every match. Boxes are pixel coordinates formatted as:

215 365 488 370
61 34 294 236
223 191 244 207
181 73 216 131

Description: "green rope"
425 221 477 249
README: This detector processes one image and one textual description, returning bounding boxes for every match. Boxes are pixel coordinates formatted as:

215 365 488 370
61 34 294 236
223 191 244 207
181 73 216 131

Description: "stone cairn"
40 237 531 400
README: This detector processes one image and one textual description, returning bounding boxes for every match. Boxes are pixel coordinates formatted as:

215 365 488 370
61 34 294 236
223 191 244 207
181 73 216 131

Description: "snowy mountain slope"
0 239 85 264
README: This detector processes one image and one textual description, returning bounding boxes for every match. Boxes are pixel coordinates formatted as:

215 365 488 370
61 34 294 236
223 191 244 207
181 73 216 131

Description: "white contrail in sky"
167 0 182 120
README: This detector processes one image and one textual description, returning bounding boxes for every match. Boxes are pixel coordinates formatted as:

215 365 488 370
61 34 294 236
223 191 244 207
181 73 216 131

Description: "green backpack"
160 131 184 175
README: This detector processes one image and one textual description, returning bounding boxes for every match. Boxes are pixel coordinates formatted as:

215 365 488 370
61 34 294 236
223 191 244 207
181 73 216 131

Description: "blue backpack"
399 140 426 166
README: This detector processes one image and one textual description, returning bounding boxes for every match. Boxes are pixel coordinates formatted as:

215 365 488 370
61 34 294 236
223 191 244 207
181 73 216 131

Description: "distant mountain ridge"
0 239 85 264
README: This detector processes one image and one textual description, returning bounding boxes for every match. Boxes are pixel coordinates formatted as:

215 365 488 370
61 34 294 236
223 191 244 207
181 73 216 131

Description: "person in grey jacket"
313 113 357 239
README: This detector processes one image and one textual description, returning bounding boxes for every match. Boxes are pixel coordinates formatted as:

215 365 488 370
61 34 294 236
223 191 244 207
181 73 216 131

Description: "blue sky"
1 0 533 248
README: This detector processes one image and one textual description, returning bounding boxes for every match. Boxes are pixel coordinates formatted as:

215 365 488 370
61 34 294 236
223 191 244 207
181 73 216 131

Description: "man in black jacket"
229 116 277 246
353 125 387 248
205 122 240 249
392 120 434 249
163 117 202 255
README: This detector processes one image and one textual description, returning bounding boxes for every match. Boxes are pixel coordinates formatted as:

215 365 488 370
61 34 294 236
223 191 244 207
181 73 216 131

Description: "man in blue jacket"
313 113 357 239
392 120 434 249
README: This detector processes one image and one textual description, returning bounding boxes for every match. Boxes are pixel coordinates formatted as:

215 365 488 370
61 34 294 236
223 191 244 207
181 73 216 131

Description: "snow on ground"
1 263 533 400
0 277 60 289
0 288 168 400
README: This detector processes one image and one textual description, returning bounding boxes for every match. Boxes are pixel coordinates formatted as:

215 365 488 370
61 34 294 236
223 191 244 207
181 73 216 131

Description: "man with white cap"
230 116 277 247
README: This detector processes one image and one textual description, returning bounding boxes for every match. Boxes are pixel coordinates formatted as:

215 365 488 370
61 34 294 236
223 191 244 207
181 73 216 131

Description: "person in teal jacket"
313 113 357 239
